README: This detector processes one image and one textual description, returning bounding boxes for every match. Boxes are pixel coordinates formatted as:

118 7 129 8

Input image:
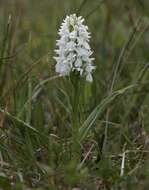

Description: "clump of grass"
0 0 149 189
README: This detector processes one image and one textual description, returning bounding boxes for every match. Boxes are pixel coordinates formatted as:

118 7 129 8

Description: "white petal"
86 73 93 82
75 58 82 67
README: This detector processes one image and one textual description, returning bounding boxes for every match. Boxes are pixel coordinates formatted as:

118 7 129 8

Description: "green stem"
71 74 81 160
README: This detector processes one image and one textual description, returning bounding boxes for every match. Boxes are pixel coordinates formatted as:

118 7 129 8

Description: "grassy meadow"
0 0 149 189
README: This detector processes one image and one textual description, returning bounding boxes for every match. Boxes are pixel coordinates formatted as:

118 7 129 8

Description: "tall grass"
0 0 149 189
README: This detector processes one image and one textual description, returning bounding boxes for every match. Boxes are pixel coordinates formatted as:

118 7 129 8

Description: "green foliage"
0 0 149 189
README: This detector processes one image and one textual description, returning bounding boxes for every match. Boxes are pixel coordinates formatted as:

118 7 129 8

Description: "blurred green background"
0 0 149 189
1 0 149 97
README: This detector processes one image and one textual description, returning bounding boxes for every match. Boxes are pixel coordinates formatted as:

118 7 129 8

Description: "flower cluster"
54 14 95 82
